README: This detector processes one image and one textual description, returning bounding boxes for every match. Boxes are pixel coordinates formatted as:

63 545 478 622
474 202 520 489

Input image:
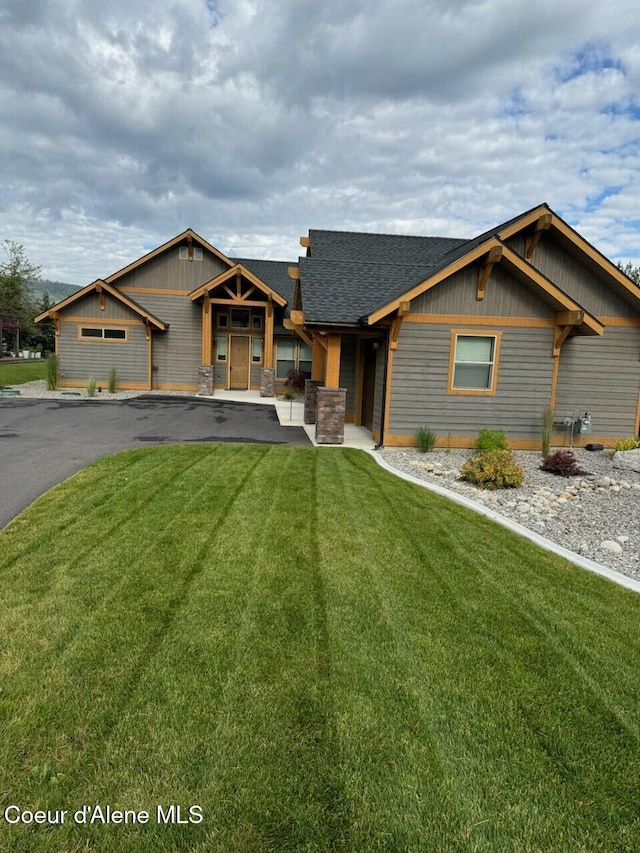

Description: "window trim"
78 325 129 343
275 338 312 380
447 330 501 396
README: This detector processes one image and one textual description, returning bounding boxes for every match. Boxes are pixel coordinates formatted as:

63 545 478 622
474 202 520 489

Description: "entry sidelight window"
216 336 228 362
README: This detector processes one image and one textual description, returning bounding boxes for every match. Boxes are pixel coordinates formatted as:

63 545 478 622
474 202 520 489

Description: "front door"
229 335 250 389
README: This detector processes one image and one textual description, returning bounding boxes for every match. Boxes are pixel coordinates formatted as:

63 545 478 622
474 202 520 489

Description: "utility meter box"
577 413 592 435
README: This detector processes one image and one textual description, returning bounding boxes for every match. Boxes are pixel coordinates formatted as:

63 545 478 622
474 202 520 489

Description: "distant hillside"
26 279 81 305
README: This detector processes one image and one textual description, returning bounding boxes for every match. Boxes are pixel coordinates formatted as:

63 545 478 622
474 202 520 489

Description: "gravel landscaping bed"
381 447 640 580
3 379 196 400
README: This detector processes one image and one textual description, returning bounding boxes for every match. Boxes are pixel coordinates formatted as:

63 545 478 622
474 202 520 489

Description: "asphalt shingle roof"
230 257 296 304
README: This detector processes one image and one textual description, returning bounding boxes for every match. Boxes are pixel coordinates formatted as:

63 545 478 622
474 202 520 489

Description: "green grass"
1 444 640 852
0 358 46 386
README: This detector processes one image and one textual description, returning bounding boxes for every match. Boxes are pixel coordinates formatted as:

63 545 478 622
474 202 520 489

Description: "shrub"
614 436 640 451
461 450 524 490
540 450 587 477
280 388 296 401
541 406 554 456
285 369 307 394
416 426 437 453
86 376 96 398
108 367 117 394
475 428 508 452
45 353 59 390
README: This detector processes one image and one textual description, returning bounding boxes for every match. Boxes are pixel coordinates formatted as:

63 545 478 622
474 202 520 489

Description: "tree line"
0 241 55 354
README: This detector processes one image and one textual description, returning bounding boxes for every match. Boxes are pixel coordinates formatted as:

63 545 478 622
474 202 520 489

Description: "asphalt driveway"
0 395 310 529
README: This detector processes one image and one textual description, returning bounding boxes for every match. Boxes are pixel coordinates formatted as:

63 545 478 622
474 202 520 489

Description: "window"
216 336 227 362
448 331 501 395
276 340 296 378
252 338 263 363
251 314 263 331
231 308 250 328
178 246 203 260
79 326 127 342
217 312 229 329
276 339 312 379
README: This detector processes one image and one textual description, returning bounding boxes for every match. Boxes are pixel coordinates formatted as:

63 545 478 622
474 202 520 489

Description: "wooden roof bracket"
525 213 552 260
476 246 503 300
390 301 409 351
552 309 584 356
283 314 313 349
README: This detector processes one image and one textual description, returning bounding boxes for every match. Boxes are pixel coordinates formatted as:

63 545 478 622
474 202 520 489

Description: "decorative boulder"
612 449 640 473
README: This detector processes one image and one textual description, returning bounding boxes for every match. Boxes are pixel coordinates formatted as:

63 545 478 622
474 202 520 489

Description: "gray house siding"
508 234 637 318
387 322 554 440
339 335 358 417
62 293 134 322
372 342 386 439
133 293 201 389
58 321 149 387
115 247 229 292
555 327 640 438
410 264 556 319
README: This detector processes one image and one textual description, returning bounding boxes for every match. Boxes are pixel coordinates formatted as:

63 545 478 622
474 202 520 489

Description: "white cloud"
0 0 639 281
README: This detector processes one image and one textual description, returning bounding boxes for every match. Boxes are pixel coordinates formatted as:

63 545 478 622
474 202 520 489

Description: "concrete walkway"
200 390 377 449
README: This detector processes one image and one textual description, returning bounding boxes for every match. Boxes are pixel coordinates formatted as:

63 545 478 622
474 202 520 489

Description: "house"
36 204 640 447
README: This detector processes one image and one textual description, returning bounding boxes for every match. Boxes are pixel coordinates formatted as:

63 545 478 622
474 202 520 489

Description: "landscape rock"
600 540 624 555
612 449 640 473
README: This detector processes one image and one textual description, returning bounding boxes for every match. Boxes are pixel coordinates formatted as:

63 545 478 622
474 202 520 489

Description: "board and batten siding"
339 335 358 416
58 321 149 387
555 327 640 437
131 293 202 389
62 293 134 322
387 322 554 439
410 263 556 318
116 247 229 292
508 234 637 318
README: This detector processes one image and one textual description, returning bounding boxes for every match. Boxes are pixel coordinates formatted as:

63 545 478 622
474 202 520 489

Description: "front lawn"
1 445 639 852
0 358 46 385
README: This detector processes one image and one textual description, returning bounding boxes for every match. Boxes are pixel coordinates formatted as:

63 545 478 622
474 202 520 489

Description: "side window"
448 332 501 395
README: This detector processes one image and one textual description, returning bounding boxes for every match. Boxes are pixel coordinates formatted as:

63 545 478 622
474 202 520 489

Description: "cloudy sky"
1 0 639 284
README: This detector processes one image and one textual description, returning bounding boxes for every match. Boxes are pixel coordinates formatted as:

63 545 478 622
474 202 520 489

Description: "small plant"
475 428 508 452
281 388 296 401
86 375 96 397
285 369 307 394
461 450 524 490
108 367 117 394
614 436 640 451
540 450 587 477
45 353 59 390
541 406 554 456
415 426 437 453
445 432 452 454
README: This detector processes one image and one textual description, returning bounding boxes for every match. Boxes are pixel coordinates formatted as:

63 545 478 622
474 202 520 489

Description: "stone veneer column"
260 368 275 397
303 379 323 424
315 387 347 445
198 365 214 396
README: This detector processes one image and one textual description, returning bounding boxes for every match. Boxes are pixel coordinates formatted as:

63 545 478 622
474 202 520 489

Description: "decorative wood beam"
552 324 573 357
311 331 328 352
288 265 301 280
311 334 325 380
236 271 242 298
389 302 410 351
223 285 236 300
555 309 584 326
283 317 313 349
476 245 503 301
202 298 211 364
239 285 256 302
187 233 193 261
264 299 274 368
299 236 310 248
290 309 304 325
325 334 341 388
525 213 552 259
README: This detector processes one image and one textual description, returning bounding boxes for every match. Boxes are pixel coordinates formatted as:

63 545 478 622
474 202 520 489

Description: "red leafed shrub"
539 450 587 477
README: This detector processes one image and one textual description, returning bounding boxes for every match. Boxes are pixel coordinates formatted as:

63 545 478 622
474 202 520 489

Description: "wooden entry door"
229 336 250 389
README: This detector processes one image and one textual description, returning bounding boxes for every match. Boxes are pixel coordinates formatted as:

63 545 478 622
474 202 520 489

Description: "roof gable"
189 263 288 306
105 229 233 286
35 279 167 330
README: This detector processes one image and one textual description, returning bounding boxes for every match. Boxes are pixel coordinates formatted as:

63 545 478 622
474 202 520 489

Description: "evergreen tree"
617 260 640 285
